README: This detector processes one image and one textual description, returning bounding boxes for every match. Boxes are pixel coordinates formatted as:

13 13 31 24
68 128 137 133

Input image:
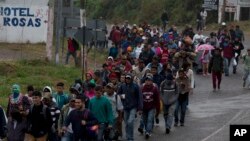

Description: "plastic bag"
233 58 237 66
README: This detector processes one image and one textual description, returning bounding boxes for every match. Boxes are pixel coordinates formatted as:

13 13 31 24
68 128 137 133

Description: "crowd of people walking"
0 19 249 141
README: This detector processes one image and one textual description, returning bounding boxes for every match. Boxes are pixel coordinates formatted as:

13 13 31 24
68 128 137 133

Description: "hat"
145 75 153 81
106 83 114 88
127 46 133 52
43 86 52 93
125 74 132 79
166 74 174 80
43 92 52 99
221 22 226 26
86 70 94 78
70 83 82 95
108 56 114 61
109 72 118 79
12 84 20 93
133 24 137 27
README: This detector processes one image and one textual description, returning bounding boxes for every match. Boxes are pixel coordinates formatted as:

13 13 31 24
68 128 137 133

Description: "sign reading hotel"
0 5 48 43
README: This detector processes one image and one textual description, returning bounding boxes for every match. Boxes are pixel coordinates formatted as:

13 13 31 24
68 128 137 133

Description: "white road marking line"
200 110 244 141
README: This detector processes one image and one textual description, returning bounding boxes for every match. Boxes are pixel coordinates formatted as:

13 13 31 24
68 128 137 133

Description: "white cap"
108 56 113 61
221 22 226 26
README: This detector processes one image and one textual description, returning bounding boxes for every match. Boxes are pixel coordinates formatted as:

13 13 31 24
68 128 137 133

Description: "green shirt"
89 96 113 125
52 93 69 110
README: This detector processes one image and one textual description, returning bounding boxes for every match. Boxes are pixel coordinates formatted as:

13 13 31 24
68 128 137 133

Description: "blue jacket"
117 82 143 111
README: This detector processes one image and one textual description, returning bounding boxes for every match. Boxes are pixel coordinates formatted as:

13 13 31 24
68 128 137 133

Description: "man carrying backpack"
26 91 53 141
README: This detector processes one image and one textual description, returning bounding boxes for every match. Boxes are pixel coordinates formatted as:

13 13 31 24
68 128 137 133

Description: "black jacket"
0 107 7 139
27 103 53 138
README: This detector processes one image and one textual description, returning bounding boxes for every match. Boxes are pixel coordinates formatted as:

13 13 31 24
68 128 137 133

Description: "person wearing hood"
7 84 31 118
43 87 61 141
160 73 179 134
140 74 160 139
208 48 224 91
83 70 96 92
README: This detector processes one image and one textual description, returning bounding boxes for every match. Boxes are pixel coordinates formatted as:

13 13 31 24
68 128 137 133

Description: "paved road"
130 36 250 141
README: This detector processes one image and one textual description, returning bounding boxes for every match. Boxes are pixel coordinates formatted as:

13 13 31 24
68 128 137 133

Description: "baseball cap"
106 83 114 88
145 75 153 81
125 74 132 79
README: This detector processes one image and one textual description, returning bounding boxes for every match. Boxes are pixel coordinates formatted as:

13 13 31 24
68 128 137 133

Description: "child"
201 50 211 76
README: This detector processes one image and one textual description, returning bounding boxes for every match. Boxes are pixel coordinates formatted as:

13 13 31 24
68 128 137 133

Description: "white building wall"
0 0 49 43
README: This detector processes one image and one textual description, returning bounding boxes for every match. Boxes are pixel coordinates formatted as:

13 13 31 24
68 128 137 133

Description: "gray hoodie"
160 80 179 105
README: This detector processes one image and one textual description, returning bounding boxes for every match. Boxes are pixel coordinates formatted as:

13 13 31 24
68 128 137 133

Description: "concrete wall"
0 0 49 43
218 0 250 23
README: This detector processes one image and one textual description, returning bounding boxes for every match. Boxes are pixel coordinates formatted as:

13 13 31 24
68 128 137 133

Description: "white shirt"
104 92 123 118
200 11 207 20
134 46 143 59
176 69 195 89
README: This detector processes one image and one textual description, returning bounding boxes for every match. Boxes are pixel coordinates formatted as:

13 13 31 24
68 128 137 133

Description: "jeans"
97 123 107 141
142 109 155 134
138 116 144 129
175 93 189 124
65 51 77 65
243 68 250 82
223 57 232 75
124 108 137 141
163 104 175 129
61 131 74 141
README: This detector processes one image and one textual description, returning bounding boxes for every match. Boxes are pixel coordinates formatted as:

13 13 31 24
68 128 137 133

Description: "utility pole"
55 0 62 64
222 0 226 22
80 0 87 80
46 0 54 61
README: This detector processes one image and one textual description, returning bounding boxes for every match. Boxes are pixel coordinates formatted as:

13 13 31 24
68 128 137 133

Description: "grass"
0 60 81 109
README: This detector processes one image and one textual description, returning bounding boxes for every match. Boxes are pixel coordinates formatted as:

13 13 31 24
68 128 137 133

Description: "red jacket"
221 43 234 58
111 30 121 44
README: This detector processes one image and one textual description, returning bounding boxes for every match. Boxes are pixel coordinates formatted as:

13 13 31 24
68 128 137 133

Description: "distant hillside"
79 0 217 25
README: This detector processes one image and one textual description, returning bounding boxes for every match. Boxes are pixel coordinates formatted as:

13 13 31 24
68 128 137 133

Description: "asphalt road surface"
130 35 250 141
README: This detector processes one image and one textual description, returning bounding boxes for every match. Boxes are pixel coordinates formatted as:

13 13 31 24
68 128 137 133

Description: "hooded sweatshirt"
141 83 160 112
160 80 179 105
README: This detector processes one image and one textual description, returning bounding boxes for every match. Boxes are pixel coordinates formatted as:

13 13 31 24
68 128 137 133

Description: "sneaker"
174 123 178 127
145 132 151 139
138 128 144 134
166 128 170 134
180 123 184 126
